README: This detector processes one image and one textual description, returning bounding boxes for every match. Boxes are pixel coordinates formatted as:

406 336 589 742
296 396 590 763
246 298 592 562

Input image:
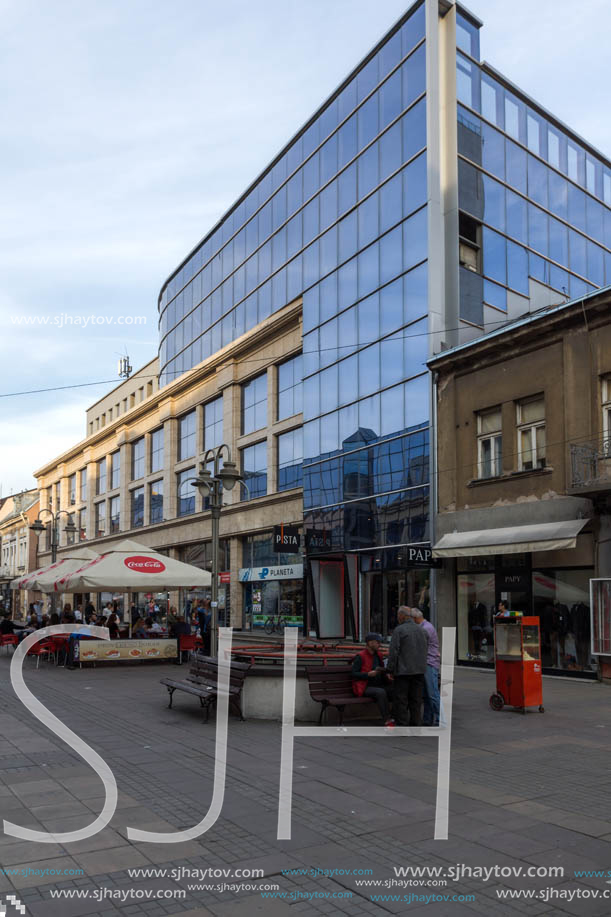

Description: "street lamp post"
29 509 77 617
191 445 243 657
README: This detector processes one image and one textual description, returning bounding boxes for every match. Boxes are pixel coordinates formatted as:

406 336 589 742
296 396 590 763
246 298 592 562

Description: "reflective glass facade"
156 1 611 561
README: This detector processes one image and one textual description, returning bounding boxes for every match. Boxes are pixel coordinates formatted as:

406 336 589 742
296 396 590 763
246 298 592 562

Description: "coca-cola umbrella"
11 547 100 593
52 539 211 592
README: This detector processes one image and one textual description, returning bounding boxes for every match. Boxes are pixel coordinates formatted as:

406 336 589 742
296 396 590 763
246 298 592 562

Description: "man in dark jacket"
387 606 428 726
351 633 393 725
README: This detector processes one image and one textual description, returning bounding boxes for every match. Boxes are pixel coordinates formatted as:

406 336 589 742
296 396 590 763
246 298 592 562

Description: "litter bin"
489 614 544 714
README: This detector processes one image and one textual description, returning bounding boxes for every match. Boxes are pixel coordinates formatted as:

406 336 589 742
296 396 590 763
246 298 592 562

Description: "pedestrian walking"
409 607 441 726
198 599 212 656
351 632 394 725
386 606 428 726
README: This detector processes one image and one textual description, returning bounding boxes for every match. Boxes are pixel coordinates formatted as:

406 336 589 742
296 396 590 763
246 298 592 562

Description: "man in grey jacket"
387 606 428 726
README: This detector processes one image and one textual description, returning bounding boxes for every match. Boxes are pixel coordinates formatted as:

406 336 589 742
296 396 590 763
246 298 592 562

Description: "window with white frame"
517 397 546 470
602 376 611 448
477 407 502 478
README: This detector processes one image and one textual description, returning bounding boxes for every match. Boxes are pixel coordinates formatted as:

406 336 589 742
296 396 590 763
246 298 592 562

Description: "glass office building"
157 1 611 639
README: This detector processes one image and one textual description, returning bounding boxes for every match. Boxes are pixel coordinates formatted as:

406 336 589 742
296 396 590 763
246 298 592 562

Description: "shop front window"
532 568 594 672
244 580 303 630
457 570 496 663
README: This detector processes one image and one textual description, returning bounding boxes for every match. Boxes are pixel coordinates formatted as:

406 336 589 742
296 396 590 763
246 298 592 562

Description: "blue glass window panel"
235 302 245 337
402 97 426 162
272 155 287 192
245 254 257 293
303 153 320 201
403 206 427 269
548 170 568 221
568 183 586 232
319 271 338 323
358 143 379 199
303 240 320 288
606 250 611 285
380 121 402 182
258 280 272 322
381 383 405 438
259 241 272 279
287 134 303 174
527 155 548 209
242 441 267 500
506 190 527 244
456 53 475 108
358 94 379 149
278 430 303 492
549 264 569 296
359 393 380 438
587 241 604 286
211 255 222 289
339 354 358 405
358 192 379 249
221 245 233 279
287 170 303 216
380 29 401 80
528 205 548 257
303 419 320 461
505 140 527 194
504 94 521 141
304 375 320 420
359 343 380 397
358 291 379 345
338 78 357 122
483 279 507 311
320 364 339 414
604 208 611 249
401 4 425 56
482 123 504 179
272 267 287 309
272 228 287 273
303 198 319 246
287 212 302 258
404 316 427 373
320 412 339 454
302 120 320 160
569 274 589 299
320 98 339 142
303 328 319 376
319 316 338 368
380 172 403 235
381 331 403 388
259 171 272 208
320 227 338 277
177 469 195 516
357 56 378 103
338 258 358 310
404 262 428 324
302 286 319 333
483 227 507 284
338 210 357 264
320 180 338 232
258 202 272 244
287 253 302 302
246 219 258 258
358 243 380 298
549 217 568 266
338 162 357 215
339 115 357 169
380 225 403 285
586 196 604 243
380 276 403 336
507 241 529 295
379 70 401 131
320 133 338 185
403 152 427 217
221 313 232 347
404 377 428 431
202 331 211 360
338 305 357 358
480 74 500 125
272 187 287 228
528 251 548 285
245 292 257 331
483 174 505 231
403 44 426 106
339 402 359 448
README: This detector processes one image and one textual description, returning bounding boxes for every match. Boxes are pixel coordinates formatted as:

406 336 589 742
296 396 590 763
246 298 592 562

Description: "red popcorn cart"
489 615 544 714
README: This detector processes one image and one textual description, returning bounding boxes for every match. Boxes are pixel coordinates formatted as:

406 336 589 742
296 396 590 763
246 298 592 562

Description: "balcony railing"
570 436 611 491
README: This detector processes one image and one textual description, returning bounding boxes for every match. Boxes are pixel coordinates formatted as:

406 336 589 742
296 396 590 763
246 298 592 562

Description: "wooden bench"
306 665 377 725
161 654 251 722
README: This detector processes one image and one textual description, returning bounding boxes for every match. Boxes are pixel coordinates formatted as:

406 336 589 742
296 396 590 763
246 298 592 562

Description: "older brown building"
428 287 611 681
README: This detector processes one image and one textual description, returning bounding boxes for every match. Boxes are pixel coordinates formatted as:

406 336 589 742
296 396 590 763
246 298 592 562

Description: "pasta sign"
123 555 166 573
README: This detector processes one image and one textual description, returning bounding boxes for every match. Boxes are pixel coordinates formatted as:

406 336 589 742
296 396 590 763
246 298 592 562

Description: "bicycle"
264 613 288 635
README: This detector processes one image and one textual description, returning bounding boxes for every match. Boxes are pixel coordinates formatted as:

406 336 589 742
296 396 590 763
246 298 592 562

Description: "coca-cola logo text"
124 555 166 573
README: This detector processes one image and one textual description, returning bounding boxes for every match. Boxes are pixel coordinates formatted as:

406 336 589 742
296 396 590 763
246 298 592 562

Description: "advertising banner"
76 638 177 662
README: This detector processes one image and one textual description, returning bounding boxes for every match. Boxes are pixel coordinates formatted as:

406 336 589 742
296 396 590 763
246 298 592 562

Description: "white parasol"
52 539 212 592
11 547 100 593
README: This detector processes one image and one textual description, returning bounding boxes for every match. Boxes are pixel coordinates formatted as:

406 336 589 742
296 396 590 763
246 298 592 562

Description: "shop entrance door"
319 561 344 638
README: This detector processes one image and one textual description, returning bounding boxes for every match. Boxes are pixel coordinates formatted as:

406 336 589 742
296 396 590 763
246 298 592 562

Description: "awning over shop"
432 519 588 558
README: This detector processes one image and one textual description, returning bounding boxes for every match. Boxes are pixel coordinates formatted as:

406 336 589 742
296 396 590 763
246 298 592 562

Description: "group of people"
352 606 441 727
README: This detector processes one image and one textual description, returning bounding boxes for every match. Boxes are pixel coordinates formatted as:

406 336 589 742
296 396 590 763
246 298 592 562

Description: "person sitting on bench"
351 632 394 726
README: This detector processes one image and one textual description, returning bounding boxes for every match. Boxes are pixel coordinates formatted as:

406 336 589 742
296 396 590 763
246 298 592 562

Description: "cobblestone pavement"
0 653 609 916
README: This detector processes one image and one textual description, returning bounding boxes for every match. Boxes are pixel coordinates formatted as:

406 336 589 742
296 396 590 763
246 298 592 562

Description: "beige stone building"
0 490 39 618
33 299 304 628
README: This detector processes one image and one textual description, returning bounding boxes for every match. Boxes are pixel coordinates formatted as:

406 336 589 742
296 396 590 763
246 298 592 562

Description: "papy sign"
7 624 455 844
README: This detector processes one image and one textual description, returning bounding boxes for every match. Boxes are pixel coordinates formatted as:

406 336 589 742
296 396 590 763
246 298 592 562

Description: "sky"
1 0 610 494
